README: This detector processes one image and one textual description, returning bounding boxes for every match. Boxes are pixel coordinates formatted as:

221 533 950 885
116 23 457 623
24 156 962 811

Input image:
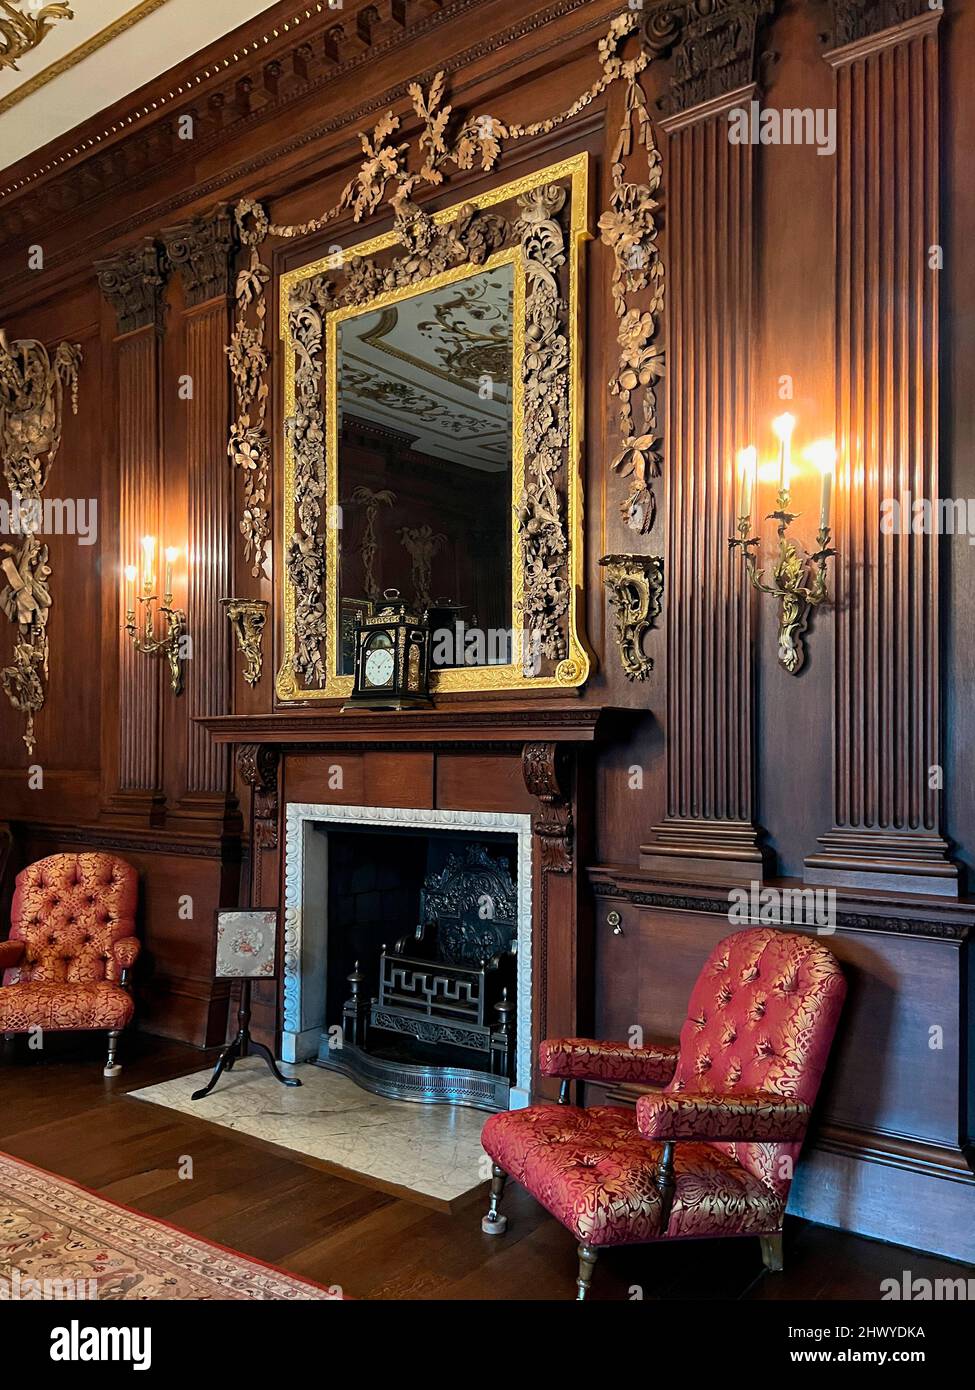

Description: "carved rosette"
522 741 573 874
0 330 82 756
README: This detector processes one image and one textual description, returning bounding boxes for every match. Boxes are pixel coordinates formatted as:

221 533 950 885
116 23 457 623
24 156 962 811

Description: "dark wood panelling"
805 9 958 896
640 83 764 884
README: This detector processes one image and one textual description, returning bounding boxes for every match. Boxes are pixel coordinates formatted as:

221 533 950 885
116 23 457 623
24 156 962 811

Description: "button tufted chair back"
4 853 138 988
665 927 846 1195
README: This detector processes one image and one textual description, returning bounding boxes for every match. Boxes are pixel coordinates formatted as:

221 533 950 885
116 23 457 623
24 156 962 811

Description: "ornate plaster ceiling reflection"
339 267 513 472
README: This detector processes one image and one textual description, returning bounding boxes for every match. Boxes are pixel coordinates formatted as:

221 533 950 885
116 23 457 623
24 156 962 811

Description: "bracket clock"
344 591 432 710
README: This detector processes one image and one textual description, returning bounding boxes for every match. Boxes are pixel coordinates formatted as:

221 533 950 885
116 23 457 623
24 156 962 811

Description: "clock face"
364 643 395 687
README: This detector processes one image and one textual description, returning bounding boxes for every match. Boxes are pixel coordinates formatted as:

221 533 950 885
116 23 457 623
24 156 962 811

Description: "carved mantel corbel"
522 742 573 874
237 743 279 850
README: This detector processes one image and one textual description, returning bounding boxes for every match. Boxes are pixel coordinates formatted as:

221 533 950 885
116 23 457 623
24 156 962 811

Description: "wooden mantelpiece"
199 703 624 748
200 703 635 1094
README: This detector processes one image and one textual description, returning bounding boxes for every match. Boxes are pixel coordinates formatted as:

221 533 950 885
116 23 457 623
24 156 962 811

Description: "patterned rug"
0 1152 340 1300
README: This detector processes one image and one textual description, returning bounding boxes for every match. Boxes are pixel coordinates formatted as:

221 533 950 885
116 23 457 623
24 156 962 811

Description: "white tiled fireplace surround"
281 802 534 1108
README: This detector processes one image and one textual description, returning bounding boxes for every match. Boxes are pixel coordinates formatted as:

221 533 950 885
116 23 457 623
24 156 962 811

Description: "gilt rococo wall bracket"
0 328 81 757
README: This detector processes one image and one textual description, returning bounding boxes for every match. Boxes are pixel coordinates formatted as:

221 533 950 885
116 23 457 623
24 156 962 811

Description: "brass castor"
760 1232 784 1272
481 1162 508 1235
103 1029 122 1078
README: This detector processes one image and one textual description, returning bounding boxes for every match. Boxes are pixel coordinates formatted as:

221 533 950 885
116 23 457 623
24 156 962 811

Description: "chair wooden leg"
103 1029 122 1078
760 1232 784 1272
576 1243 599 1300
481 1162 508 1235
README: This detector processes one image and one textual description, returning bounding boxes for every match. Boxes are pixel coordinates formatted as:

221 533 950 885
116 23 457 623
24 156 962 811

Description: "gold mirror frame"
276 152 592 702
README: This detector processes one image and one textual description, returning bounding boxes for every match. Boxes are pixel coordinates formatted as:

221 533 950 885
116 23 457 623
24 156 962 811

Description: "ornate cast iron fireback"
420 844 517 967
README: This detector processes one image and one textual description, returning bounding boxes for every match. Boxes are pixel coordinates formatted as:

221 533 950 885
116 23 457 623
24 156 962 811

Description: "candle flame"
772 412 796 442
737 446 757 476
805 439 837 475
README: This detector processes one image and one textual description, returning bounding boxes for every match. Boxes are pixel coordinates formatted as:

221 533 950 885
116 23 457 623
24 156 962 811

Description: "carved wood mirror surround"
275 153 592 702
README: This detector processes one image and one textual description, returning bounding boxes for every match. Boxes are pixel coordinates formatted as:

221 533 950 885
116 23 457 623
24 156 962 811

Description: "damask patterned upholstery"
540 1037 679 1086
482 927 845 1249
0 853 139 1034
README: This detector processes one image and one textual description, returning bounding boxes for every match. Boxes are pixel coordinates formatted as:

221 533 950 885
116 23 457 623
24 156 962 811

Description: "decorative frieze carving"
95 238 167 335
0 329 81 756
161 205 236 307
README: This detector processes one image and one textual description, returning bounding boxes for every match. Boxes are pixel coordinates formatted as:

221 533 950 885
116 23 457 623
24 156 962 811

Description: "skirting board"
788 1140 975 1265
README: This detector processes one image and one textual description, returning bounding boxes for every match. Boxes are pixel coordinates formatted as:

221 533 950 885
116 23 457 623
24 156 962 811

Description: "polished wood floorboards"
1 1032 969 1301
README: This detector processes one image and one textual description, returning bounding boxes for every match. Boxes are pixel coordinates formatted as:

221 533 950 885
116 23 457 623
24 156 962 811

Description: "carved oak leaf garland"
0 330 81 756
227 10 667 683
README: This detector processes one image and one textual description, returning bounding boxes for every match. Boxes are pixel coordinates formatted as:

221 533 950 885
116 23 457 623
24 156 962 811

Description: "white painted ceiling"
0 0 283 171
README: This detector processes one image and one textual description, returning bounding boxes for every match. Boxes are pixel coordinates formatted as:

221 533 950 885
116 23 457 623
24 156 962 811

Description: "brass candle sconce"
729 419 836 675
222 597 268 687
598 553 664 681
123 537 187 695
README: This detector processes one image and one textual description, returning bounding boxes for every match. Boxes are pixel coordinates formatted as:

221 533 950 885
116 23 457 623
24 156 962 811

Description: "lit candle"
165 547 179 597
772 414 796 496
737 446 757 519
805 440 837 530
124 564 137 612
141 535 156 590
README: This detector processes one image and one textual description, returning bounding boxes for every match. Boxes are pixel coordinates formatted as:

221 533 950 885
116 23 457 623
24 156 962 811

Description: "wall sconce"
729 417 836 675
221 597 268 687
123 536 187 694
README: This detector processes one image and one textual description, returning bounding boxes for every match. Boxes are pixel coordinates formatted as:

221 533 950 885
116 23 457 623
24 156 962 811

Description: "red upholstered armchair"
481 927 845 1299
0 853 140 1077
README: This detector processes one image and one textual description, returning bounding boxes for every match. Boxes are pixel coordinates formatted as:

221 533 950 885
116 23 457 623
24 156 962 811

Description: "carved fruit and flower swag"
0 330 81 756
226 10 667 691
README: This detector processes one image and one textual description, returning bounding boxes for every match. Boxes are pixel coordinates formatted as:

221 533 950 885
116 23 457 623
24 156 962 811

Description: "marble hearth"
281 802 534 1110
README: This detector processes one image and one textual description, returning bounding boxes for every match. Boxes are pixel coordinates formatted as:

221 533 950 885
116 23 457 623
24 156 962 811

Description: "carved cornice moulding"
0 0 611 306
160 204 236 307
95 236 168 334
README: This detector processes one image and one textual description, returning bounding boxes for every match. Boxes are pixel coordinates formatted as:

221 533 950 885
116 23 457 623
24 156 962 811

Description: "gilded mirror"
277 152 591 701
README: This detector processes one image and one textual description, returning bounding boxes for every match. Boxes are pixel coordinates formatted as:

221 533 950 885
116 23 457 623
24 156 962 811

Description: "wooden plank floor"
1 1032 969 1301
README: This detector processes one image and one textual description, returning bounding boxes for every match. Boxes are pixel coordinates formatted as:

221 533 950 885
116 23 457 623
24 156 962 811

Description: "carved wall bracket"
522 741 573 874
0 328 82 756
599 553 664 681
222 597 268 687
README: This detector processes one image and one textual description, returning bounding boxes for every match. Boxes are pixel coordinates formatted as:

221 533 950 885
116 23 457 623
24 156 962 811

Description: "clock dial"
364 646 395 687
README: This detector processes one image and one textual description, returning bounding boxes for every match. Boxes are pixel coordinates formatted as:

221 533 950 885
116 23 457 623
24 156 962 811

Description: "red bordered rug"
0 1151 341 1300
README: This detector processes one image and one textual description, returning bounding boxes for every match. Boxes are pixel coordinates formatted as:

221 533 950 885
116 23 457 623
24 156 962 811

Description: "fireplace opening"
309 823 521 1109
